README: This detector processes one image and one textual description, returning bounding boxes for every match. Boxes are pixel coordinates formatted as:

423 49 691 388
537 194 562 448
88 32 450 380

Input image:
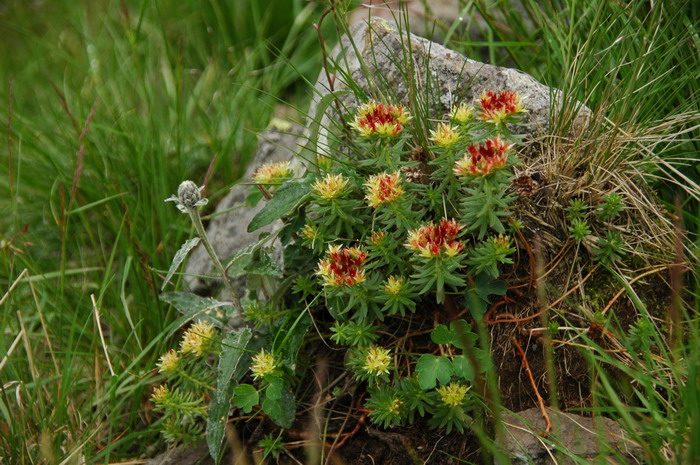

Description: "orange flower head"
454 137 511 177
364 171 405 208
406 218 465 258
430 122 461 148
478 90 525 124
370 231 386 246
351 101 410 138
317 245 368 286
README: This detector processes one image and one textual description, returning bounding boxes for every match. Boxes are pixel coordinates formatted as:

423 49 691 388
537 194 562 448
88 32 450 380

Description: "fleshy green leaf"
206 328 253 463
161 237 200 291
248 181 311 232
262 385 296 428
416 354 454 390
233 384 259 414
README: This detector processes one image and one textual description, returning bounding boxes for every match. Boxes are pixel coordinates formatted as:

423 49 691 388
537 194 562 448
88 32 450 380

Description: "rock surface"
349 0 461 39
145 440 211 465
496 407 643 465
184 123 304 295
311 18 588 158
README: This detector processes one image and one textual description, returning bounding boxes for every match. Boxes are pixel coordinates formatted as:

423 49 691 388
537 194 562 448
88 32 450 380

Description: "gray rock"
310 18 588 161
145 440 212 465
349 0 461 40
184 123 304 296
348 0 532 50
496 407 643 465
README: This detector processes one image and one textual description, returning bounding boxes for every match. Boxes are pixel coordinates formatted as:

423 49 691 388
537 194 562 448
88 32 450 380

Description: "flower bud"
178 180 202 208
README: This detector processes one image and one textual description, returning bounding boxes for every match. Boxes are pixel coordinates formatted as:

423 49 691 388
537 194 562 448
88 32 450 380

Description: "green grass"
0 0 326 462
1 0 699 463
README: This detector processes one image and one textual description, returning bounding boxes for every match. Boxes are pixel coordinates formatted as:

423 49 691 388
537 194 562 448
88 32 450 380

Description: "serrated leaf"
416 354 454 390
431 324 456 345
474 273 507 304
248 181 311 232
430 320 477 349
161 237 201 291
449 320 478 350
233 384 259 414
262 385 295 428
159 292 232 326
206 328 253 463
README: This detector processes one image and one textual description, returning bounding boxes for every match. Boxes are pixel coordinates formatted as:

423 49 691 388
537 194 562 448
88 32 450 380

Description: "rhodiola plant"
153 89 527 461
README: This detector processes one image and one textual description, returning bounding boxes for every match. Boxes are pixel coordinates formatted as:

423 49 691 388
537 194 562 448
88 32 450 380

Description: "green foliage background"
0 0 699 463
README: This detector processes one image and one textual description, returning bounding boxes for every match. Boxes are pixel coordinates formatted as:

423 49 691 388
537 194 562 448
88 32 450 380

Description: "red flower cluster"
478 90 524 124
317 245 368 286
351 101 410 138
406 218 465 258
364 171 404 208
454 137 511 177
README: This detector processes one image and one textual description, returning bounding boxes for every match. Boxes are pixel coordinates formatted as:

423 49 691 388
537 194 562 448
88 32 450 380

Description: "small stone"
496 407 643 465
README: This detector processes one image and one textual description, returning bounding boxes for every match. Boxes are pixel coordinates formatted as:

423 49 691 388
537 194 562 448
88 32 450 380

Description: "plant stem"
187 206 244 314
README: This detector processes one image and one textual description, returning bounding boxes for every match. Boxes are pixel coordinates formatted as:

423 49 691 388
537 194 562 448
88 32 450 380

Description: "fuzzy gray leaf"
161 237 201 291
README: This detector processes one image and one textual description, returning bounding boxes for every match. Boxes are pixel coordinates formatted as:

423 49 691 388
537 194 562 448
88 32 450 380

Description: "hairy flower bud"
166 180 208 212
178 180 201 207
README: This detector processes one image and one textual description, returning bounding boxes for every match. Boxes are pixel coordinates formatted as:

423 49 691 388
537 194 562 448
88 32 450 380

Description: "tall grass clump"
0 0 327 462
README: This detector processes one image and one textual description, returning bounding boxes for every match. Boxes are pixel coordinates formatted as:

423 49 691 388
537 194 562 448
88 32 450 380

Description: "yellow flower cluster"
312 173 349 200
151 384 169 404
363 346 392 377
387 397 404 415
157 349 180 374
429 122 461 148
370 231 386 246
436 382 469 407
251 161 293 185
180 320 216 356
384 276 404 296
250 349 277 380
301 224 318 241
450 102 474 125
351 100 410 138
